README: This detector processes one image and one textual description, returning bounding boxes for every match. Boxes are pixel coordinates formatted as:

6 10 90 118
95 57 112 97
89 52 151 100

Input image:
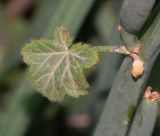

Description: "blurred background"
0 0 160 136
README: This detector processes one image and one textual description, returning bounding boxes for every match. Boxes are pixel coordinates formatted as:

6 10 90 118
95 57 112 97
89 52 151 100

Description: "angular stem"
128 100 158 136
94 10 160 136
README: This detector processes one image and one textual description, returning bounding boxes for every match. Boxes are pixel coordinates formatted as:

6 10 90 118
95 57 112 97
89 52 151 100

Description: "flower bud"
131 59 144 78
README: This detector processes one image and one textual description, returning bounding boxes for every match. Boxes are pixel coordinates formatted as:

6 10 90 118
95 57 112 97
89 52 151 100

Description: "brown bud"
144 86 160 102
131 59 144 78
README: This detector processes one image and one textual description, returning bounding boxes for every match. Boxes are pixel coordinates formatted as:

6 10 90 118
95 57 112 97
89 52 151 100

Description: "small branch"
93 45 130 55
94 44 145 78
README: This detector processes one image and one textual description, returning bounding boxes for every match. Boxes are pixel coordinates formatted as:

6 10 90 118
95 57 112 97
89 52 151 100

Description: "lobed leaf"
21 27 98 101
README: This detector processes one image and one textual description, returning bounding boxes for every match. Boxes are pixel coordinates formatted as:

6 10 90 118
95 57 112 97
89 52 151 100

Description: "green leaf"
21 27 98 101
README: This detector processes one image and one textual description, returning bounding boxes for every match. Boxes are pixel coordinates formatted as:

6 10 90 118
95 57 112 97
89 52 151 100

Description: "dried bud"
144 86 160 102
131 59 144 78
150 92 160 102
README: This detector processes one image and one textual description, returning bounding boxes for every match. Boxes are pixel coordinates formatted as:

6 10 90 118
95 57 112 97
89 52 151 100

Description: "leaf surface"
22 27 98 101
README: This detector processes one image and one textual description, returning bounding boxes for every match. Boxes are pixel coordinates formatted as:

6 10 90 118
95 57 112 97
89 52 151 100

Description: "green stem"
128 100 158 136
93 10 160 136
